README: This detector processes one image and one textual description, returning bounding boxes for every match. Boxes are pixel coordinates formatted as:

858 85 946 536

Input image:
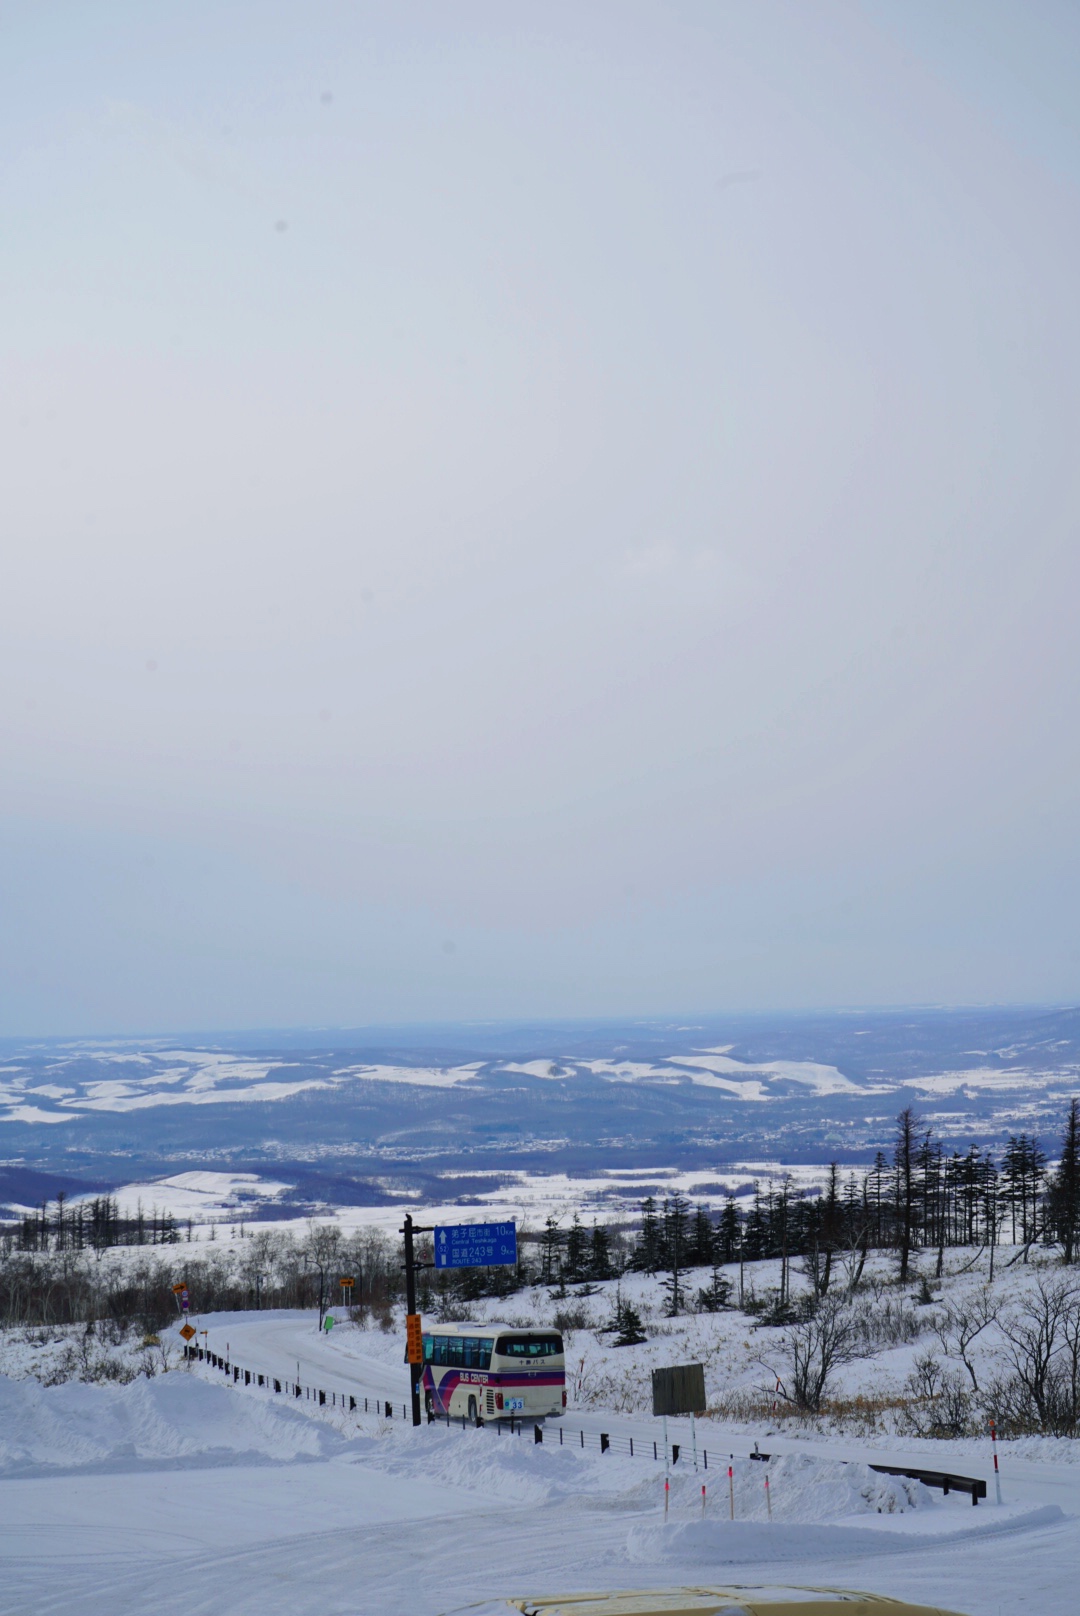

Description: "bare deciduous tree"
931 1287 997 1392
991 1275 1080 1435
765 1298 864 1413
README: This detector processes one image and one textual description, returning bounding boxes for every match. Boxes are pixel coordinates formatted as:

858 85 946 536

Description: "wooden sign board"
651 1363 706 1418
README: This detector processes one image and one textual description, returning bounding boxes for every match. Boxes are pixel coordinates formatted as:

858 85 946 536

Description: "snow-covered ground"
52 1162 836 1236
1 1263 1077 1616
0 1341 1066 1616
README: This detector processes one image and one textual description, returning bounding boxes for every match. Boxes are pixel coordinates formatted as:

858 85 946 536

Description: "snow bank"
330 1420 935 1521
626 1502 1067 1570
0 1372 352 1473
617 1452 932 1524
354 1419 638 1506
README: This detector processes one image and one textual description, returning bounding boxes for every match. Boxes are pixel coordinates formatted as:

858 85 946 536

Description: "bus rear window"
495 1333 563 1358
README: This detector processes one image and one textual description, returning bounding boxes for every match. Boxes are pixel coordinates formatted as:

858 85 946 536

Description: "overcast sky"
3 1 1080 1035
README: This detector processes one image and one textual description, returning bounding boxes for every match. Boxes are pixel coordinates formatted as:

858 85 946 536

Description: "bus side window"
432 1337 447 1366
447 1336 464 1368
462 1337 478 1369
479 1337 494 1370
422 1335 433 1363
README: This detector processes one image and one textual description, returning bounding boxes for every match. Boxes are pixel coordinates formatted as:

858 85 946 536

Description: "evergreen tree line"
523 1099 1080 1318
619 1098 1080 1312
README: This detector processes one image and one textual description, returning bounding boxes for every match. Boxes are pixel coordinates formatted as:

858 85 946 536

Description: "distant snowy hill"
2 1006 1079 1210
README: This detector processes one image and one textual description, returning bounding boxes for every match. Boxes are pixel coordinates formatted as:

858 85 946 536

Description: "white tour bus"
418 1322 566 1424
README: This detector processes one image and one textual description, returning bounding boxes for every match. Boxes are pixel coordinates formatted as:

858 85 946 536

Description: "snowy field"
2 1254 1079 1616
44 1164 836 1236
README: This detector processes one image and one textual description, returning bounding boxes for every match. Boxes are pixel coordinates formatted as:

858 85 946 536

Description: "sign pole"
403 1213 422 1428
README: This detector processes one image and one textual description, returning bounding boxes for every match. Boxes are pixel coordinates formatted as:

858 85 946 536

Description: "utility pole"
401 1213 433 1427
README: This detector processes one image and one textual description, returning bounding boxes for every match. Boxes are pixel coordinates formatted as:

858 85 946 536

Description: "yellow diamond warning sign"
179 1323 196 1342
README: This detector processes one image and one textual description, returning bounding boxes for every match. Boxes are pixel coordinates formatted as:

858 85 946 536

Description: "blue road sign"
433 1221 517 1270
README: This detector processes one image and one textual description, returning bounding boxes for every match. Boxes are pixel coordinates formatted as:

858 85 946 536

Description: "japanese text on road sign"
433 1221 517 1269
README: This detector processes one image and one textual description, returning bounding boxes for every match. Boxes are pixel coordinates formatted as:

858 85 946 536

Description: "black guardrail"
869 1461 987 1505
750 1446 986 1506
183 1344 987 1501
185 1344 700 1458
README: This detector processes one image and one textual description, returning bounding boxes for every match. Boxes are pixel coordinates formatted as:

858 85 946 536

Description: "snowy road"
2 1309 1078 1616
197 1309 1074 1516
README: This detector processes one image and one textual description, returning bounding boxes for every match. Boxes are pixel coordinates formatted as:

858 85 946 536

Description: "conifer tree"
690 1204 714 1267
610 1287 647 1346
564 1215 588 1283
717 1196 740 1263
661 1194 691 1316
1047 1098 1080 1265
589 1221 614 1280
632 1197 663 1273
539 1216 563 1286
893 1107 921 1281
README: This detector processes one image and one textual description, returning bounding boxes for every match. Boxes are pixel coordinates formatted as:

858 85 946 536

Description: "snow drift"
0 1371 351 1473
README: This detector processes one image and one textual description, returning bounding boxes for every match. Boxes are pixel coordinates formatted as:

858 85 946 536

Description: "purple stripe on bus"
422 1366 565 1414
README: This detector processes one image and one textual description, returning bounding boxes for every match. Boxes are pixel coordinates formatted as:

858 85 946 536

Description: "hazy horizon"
3 997 1079 1048
4 2 1080 1035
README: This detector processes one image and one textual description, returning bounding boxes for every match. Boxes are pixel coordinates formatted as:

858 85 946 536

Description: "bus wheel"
468 1395 479 1427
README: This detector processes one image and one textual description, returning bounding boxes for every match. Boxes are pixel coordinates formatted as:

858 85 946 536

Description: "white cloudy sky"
3 1 1080 1033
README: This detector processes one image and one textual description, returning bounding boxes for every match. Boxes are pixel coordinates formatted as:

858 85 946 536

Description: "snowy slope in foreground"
0 1364 1073 1616
0 1372 347 1473
0 1370 938 1520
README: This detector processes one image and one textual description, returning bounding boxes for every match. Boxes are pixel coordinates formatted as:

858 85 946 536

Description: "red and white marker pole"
990 1418 1003 1505
765 1472 772 1520
728 1456 735 1521
701 1483 706 1518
